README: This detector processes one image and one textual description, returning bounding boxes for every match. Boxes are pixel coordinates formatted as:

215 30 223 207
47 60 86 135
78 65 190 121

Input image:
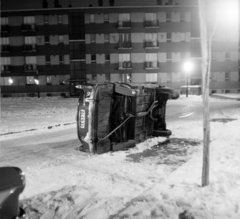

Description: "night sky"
1 0 157 10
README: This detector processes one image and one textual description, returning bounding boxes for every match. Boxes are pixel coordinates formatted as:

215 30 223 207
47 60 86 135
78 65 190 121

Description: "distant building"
1 0 239 97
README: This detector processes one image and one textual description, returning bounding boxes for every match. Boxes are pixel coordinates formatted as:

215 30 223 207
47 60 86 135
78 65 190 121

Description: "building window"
104 33 109 42
145 33 158 47
24 36 36 51
180 33 186 42
118 33 131 48
105 54 110 62
1 57 11 72
145 53 158 68
46 56 50 65
167 73 172 82
58 15 63 24
167 33 172 42
59 55 64 64
45 36 50 44
145 13 157 27
1 17 9 32
44 15 49 24
23 16 35 31
90 34 95 43
90 14 95 23
1 77 13 86
1 17 9 25
146 73 157 82
225 52 230 60
225 72 230 81
46 76 52 85
166 13 171 22
118 13 131 28
0 37 10 52
119 53 131 69
26 76 36 85
180 12 185 21
91 54 96 63
59 35 64 44
104 13 109 22
167 53 172 61
24 56 37 71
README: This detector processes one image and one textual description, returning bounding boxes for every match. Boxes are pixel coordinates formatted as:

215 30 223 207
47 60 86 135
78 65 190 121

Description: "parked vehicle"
0 167 26 219
76 82 178 154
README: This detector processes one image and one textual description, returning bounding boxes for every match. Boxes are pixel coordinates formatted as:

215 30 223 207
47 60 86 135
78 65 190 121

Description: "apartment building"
1 0 239 97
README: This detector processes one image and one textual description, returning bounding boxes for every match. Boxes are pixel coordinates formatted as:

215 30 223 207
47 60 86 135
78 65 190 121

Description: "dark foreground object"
0 167 26 219
76 82 178 154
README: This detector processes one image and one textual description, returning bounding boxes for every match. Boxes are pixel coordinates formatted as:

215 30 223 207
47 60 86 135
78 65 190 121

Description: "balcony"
117 21 131 29
119 61 132 70
1 45 10 53
21 24 36 32
1 25 10 33
144 21 159 28
24 64 37 72
144 62 159 69
118 41 132 49
144 41 159 49
1 65 11 73
22 44 36 52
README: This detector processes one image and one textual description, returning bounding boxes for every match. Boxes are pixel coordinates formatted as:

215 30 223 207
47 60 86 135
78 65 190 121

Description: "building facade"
1 0 239 97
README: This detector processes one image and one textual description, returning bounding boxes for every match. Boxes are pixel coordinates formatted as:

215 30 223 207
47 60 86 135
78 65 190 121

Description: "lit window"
23 16 35 31
104 14 109 22
1 77 13 86
24 36 36 51
46 76 52 85
59 35 64 44
0 37 10 52
180 33 186 42
26 76 35 85
90 14 95 23
58 15 63 24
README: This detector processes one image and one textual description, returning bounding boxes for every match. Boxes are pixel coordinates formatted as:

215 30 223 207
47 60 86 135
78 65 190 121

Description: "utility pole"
198 0 210 186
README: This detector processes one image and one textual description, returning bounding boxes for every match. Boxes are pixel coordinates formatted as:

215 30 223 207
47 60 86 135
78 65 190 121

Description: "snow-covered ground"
0 94 240 219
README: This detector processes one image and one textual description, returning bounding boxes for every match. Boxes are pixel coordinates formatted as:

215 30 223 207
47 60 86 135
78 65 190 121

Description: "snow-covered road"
1 95 240 218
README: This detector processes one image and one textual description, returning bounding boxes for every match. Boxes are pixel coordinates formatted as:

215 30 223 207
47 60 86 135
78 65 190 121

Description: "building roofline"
1 4 198 13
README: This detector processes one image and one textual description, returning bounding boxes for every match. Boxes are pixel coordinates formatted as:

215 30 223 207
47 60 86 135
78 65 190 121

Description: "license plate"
80 109 85 129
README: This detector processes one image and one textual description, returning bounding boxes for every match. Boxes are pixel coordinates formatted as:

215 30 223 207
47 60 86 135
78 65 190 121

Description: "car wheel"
152 129 172 137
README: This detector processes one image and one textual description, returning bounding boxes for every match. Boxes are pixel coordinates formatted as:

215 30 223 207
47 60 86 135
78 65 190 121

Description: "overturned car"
76 82 178 154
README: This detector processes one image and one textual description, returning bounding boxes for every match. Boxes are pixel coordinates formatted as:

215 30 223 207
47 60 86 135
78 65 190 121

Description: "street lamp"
183 61 193 97
34 78 40 98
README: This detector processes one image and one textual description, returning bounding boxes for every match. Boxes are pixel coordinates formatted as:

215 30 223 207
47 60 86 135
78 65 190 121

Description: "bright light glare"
34 79 39 85
217 0 238 25
183 61 193 73
8 78 13 84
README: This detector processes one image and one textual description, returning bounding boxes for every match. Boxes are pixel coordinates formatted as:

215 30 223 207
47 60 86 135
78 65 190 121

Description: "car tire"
152 129 172 137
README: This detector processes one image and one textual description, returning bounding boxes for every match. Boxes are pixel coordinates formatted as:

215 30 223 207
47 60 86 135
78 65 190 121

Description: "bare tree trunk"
198 0 210 186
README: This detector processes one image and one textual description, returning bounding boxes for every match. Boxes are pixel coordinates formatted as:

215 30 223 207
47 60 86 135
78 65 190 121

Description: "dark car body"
76 82 178 154
0 167 26 219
